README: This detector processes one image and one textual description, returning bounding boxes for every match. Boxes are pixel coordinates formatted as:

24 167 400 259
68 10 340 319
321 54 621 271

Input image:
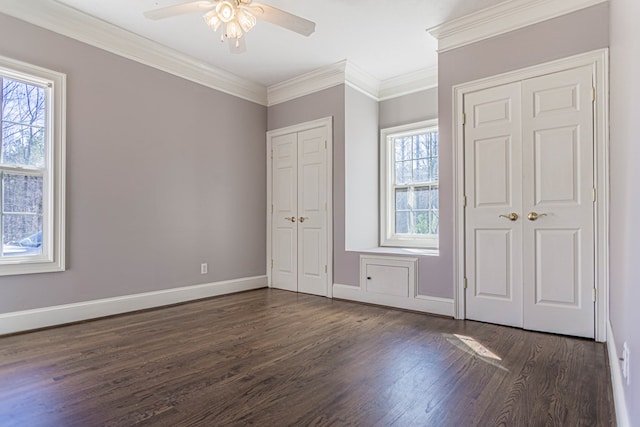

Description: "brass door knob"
284 217 296 223
499 213 519 221
299 216 309 223
527 212 548 221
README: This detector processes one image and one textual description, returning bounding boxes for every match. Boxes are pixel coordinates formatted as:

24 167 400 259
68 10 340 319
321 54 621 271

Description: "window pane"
413 159 430 182
2 78 46 127
2 214 42 257
415 188 430 210
395 211 410 234
415 212 430 235
394 160 412 184
395 188 409 210
3 174 43 214
429 212 438 234
384 124 439 246
415 211 439 235
1 122 45 167
415 187 439 210
2 173 43 257
431 157 439 181
414 134 428 159
430 132 438 157
394 137 412 161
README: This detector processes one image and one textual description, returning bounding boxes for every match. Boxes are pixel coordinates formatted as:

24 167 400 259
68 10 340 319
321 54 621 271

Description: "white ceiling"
53 0 507 87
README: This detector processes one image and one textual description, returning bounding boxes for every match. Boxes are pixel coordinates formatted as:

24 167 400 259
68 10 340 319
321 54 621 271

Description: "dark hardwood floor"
0 289 615 426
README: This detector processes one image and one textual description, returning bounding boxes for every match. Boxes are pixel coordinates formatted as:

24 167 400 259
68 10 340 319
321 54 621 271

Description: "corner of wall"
607 320 631 427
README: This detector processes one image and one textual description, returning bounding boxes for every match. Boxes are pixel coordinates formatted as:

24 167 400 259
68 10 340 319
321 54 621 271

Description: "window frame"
0 55 65 276
380 119 438 249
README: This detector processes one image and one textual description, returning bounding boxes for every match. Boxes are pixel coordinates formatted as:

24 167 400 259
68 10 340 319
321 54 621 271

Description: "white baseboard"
332 283 454 317
0 275 267 335
607 320 631 427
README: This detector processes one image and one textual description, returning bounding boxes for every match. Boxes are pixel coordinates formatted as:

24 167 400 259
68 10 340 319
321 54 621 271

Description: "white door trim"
266 116 334 298
452 49 609 341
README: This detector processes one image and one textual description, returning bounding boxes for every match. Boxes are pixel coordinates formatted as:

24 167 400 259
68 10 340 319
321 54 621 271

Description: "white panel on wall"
359 256 417 298
333 255 453 317
365 264 410 298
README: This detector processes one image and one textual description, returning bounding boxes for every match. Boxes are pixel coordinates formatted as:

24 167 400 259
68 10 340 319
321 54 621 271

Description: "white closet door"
272 132 298 292
297 127 328 296
464 82 524 328
521 66 595 338
464 66 596 338
271 125 329 297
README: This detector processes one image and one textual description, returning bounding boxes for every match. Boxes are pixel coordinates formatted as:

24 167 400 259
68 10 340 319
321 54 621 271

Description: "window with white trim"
0 56 65 276
380 120 438 249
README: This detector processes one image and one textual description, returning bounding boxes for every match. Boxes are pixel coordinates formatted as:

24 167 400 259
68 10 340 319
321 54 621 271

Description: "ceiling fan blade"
228 37 247 54
143 1 215 20
250 3 316 36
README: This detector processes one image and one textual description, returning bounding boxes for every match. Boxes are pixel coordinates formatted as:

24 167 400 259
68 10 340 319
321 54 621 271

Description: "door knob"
299 216 309 223
527 212 548 221
284 217 296 223
498 213 519 221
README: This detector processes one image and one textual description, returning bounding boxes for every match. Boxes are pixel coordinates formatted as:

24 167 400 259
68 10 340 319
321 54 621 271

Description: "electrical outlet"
200 263 208 275
622 342 630 385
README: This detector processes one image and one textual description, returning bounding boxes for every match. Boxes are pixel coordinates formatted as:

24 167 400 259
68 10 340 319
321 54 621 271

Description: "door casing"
266 116 333 298
452 49 609 342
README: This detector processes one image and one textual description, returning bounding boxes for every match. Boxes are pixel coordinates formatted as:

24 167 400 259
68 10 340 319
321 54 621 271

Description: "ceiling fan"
144 0 316 54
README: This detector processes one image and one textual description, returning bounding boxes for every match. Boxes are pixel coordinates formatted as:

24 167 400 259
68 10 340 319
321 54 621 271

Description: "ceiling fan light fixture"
203 10 222 31
216 0 236 23
236 7 256 32
225 20 243 39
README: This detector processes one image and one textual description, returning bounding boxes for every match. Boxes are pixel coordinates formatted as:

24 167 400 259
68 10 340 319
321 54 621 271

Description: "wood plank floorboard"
0 289 615 426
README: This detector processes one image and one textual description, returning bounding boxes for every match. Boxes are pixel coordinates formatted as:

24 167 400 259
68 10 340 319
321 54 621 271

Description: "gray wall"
609 0 640 421
437 3 609 300
0 14 267 314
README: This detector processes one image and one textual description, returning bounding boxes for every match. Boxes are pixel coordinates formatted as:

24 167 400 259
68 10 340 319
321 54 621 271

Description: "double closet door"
271 126 328 297
464 65 595 338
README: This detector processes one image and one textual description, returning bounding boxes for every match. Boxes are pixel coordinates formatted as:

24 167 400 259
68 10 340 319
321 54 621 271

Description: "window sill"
357 247 439 257
0 258 65 276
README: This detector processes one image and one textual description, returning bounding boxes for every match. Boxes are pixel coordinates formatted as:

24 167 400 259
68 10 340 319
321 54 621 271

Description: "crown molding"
344 62 380 101
428 0 608 53
379 66 438 100
267 60 348 106
0 0 268 105
268 61 437 106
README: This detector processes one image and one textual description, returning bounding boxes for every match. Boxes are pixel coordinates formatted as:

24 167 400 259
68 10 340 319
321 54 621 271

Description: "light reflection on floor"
0 366 66 426
443 333 509 372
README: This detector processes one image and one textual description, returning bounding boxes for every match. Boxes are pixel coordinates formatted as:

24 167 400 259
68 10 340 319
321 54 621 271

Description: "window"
0 55 65 275
380 120 438 249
